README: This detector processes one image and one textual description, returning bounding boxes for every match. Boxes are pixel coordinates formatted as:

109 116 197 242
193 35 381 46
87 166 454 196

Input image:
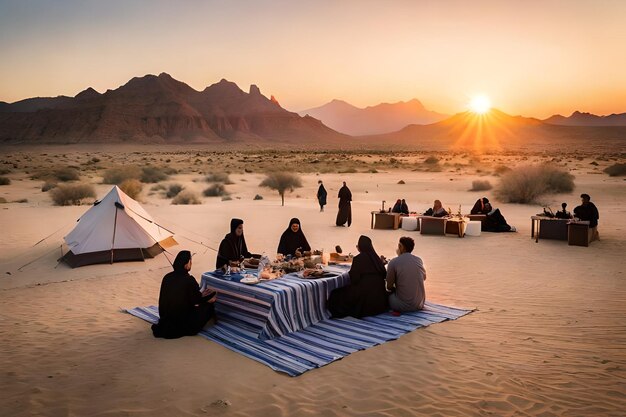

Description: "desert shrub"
54 167 80 182
221 196 233 201
90 157 101 163
0 176 10 185
119 179 143 199
0 168 11 175
424 156 439 164
166 184 184 198
470 180 492 191
203 183 229 197
15 198 28 203
603 163 626 177
103 166 141 184
151 184 167 191
397 180 405 184
140 166 169 183
206 172 233 184
41 181 56 192
259 172 303 206
493 165 512 175
172 190 201 205
495 165 575 204
253 194 263 200
50 183 96 206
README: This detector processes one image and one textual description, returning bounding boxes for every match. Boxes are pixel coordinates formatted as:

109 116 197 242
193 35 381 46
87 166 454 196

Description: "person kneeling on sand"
152 251 217 339
385 237 426 313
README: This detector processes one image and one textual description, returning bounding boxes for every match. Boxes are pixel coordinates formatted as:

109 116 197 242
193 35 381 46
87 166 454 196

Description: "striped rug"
127 302 474 376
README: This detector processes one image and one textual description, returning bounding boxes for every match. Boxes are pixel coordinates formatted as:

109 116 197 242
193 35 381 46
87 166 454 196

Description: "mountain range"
0 73 345 144
543 111 626 126
299 99 447 135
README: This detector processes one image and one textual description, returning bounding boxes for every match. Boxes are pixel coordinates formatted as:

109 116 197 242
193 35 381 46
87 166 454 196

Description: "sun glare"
469 95 492 114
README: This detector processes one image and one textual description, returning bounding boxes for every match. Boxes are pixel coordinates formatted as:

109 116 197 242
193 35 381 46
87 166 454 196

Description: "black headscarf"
277 218 311 256
216 218 251 268
173 250 191 273
357 235 386 275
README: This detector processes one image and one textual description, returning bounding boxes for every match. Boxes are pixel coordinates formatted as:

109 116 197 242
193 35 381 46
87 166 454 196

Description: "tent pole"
111 207 119 264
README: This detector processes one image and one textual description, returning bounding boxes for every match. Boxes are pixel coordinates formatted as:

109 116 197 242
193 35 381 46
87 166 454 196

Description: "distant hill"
366 109 626 151
543 111 626 126
0 73 347 144
299 99 447 135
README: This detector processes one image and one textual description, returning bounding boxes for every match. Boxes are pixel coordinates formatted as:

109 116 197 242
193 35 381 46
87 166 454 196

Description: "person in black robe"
152 250 216 339
400 199 409 215
391 199 402 213
216 218 252 269
336 181 352 227
470 197 514 232
328 235 388 318
573 193 599 228
277 218 311 257
317 180 327 212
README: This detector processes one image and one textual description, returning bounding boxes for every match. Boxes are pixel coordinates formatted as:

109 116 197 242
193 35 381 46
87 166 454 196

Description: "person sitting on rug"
391 199 403 213
216 218 253 269
423 199 448 217
327 235 388 318
152 250 217 339
385 237 426 313
470 197 516 232
277 218 311 258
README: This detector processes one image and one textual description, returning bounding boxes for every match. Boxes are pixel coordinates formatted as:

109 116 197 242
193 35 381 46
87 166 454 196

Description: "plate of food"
301 269 333 279
240 275 260 285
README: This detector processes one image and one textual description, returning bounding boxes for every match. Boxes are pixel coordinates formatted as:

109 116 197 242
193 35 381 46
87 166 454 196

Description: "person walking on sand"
317 180 327 212
336 181 352 227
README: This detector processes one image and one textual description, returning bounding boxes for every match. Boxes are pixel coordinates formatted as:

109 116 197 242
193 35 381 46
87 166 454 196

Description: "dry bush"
0 168 11 175
151 184 167 191
603 163 626 177
206 172 233 184
41 181 56 192
141 166 170 183
54 167 80 182
203 183 229 197
253 194 263 200
470 180 492 191
493 165 512 176
172 190 201 205
0 176 10 185
50 184 96 206
103 167 141 184
119 179 143 199
259 172 303 206
166 184 184 198
424 156 440 164
495 165 575 204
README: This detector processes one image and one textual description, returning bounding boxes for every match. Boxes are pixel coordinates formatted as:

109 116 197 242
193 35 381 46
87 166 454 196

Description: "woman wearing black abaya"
336 181 352 227
317 180 327 212
470 197 514 232
277 218 311 257
327 235 388 318
152 251 216 339
216 218 253 269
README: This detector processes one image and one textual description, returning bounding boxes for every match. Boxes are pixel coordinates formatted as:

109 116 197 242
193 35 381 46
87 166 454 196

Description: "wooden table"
201 266 350 340
370 211 403 229
531 216 569 243
418 216 468 237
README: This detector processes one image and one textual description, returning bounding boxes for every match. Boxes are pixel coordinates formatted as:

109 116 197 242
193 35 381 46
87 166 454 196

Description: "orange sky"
1 0 625 118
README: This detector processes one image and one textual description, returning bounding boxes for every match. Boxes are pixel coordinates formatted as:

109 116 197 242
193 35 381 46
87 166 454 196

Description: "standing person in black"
277 218 311 258
573 194 599 228
327 235 388 318
152 250 217 339
216 218 252 269
336 181 352 227
317 180 327 212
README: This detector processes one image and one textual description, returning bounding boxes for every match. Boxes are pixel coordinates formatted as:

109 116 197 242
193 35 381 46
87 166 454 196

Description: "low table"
371 211 403 229
201 266 350 340
419 216 467 237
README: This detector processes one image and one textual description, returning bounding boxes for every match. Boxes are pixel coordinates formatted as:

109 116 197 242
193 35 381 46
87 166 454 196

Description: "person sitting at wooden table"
152 250 217 339
391 199 402 213
327 235 388 318
277 218 311 258
470 197 516 232
573 193 599 239
216 218 253 269
423 199 448 217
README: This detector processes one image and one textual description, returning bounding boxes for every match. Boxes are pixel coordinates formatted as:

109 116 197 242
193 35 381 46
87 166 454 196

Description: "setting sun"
469 95 492 114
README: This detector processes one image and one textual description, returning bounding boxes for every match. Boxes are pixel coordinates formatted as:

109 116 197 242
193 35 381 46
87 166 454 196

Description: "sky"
1 0 625 118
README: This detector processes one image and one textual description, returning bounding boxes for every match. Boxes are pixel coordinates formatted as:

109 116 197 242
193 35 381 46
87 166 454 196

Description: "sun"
469 95 492 114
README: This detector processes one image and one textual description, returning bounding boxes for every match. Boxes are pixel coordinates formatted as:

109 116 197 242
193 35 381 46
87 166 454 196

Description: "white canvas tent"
61 186 177 268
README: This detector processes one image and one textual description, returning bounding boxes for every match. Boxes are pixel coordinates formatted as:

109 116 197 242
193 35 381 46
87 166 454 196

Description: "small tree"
259 172 302 206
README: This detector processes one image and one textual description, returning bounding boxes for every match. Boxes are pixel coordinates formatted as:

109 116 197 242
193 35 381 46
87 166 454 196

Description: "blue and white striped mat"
126 302 474 376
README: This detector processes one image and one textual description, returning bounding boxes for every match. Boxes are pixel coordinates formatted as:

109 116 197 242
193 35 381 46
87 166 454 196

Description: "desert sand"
0 147 625 417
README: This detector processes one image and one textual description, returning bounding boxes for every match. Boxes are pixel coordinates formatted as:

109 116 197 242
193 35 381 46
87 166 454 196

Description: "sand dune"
1 148 625 416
